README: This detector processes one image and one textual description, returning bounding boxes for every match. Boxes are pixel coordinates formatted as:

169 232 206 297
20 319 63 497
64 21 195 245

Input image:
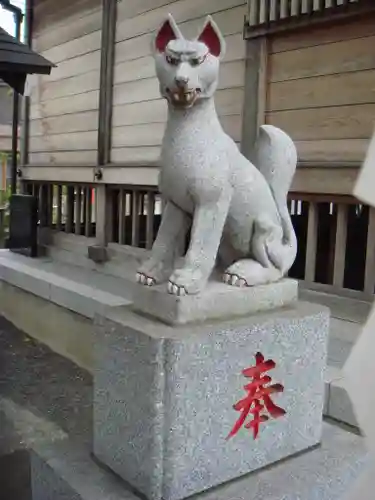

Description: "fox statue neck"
165 96 222 131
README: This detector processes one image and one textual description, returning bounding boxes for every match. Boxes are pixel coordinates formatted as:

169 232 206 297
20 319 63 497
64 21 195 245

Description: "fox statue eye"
166 55 179 66
190 56 205 67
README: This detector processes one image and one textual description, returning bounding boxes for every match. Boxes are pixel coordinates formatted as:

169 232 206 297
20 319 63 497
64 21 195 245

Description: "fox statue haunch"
136 14 298 296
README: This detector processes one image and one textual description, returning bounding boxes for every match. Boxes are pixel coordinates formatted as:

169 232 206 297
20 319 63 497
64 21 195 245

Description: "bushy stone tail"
253 124 298 274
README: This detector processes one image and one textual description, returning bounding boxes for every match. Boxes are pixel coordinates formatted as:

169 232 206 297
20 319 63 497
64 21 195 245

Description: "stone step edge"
0 255 131 320
31 423 366 500
324 366 357 428
31 439 138 500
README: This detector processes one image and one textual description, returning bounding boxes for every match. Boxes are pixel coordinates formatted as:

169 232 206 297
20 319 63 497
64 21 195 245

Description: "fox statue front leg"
137 200 189 286
168 194 231 296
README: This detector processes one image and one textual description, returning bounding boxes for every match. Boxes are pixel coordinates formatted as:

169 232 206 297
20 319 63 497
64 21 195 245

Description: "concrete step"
324 366 357 428
0 250 132 319
29 423 366 500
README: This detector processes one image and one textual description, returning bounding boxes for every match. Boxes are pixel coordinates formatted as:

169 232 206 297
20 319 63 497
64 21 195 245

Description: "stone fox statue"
137 14 297 296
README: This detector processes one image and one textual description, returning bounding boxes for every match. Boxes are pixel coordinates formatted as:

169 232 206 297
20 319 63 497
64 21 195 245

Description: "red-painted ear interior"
197 21 221 57
155 19 178 53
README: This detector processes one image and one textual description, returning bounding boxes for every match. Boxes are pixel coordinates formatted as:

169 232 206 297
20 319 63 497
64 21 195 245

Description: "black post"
10 11 23 195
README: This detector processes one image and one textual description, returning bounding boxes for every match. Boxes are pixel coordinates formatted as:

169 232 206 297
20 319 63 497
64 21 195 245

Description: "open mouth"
166 88 201 108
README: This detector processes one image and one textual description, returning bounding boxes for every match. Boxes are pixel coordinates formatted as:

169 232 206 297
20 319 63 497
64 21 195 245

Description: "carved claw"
167 281 187 296
137 272 156 286
222 273 248 288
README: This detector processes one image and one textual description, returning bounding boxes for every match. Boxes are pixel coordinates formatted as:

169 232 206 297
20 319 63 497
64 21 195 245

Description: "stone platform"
30 423 367 500
132 278 298 325
93 301 329 500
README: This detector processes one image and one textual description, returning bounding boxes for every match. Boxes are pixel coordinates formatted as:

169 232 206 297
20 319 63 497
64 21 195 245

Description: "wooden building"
18 0 375 302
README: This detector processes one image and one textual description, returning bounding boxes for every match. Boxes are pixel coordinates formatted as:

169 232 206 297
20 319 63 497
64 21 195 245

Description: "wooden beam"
241 36 268 161
92 0 117 250
97 0 116 165
21 163 361 196
291 167 359 195
21 165 95 183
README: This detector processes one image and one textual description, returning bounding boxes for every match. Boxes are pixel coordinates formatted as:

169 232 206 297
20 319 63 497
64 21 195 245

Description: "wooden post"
90 0 117 256
20 0 33 175
240 36 268 162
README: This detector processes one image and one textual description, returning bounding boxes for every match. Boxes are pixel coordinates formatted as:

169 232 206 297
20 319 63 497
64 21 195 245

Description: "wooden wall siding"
111 0 247 164
266 15 375 164
28 0 103 165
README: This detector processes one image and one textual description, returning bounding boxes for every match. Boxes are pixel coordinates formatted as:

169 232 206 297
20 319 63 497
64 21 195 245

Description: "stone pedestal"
132 278 298 325
93 291 329 500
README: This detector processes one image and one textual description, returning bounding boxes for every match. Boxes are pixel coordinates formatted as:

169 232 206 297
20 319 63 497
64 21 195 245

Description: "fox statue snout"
174 75 189 88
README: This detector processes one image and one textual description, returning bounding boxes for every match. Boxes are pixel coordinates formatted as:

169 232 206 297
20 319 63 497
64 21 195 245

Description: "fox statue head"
152 14 226 109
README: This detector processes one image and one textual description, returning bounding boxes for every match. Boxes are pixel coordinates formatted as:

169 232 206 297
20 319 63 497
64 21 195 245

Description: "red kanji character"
227 352 286 440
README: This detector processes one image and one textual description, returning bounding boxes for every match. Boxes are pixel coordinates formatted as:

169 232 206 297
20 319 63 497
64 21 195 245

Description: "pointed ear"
197 16 226 59
153 14 182 53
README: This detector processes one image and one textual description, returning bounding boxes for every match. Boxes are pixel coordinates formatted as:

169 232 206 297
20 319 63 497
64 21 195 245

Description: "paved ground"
0 315 92 499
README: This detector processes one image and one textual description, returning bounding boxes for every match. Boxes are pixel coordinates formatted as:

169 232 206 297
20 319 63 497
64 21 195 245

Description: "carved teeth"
171 90 196 105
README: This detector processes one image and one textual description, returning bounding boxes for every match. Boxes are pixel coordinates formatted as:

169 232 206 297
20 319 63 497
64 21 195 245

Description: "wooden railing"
23 181 375 298
244 0 371 39
247 0 360 25
106 186 161 249
288 193 375 298
23 182 97 237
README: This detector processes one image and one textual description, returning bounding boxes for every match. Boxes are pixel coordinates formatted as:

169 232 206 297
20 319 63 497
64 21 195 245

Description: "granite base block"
93 301 329 500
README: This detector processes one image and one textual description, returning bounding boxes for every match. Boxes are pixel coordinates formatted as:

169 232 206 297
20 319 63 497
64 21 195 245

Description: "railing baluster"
39 184 48 226
118 189 127 245
306 0 314 13
259 0 271 23
146 191 155 250
280 0 290 17
47 184 54 227
65 186 75 233
75 186 82 235
269 0 281 20
290 0 301 15
364 207 375 294
333 203 348 288
84 187 92 237
305 202 318 282
56 184 62 231
32 183 38 198
249 0 260 25
131 190 140 247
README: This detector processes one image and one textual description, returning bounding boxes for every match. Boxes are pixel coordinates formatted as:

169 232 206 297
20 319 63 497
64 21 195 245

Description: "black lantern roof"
0 26 55 94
